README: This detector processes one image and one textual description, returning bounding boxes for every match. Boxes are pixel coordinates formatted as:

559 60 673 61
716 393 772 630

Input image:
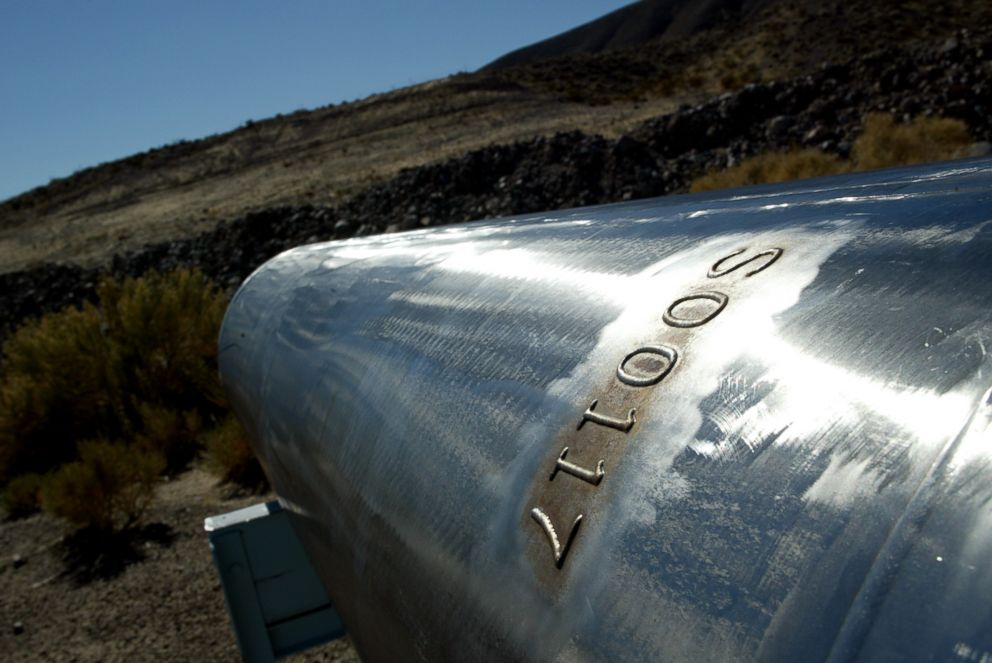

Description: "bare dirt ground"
0 468 361 662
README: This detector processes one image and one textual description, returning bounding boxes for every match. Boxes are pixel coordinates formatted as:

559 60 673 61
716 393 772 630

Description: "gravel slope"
0 468 361 662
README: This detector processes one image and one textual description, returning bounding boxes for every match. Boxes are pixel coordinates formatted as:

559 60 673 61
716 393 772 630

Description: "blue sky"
0 0 629 202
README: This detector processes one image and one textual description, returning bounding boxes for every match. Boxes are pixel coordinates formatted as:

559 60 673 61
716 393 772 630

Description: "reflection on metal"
544 252 742 574
218 158 992 662
577 398 636 432
661 291 729 328
708 247 784 278
616 345 680 386
550 447 605 485
530 507 583 568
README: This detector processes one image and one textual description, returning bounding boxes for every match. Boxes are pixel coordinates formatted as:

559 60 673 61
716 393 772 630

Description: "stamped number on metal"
529 246 783 569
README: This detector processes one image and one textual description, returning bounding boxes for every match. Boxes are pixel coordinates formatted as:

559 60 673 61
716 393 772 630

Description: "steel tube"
219 158 992 662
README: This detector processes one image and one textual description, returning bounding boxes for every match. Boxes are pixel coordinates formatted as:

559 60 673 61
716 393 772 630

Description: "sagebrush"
853 113 973 170
0 268 262 528
690 149 848 193
2 472 44 518
0 268 227 484
41 440 164 531
205 413 268 491
690 113 975 192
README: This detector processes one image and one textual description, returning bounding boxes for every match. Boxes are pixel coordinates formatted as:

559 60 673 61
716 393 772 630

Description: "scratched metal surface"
219 157 992 663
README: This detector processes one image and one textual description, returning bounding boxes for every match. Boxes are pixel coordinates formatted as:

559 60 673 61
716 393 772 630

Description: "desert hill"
0 0 987 277
2 20 989 341
1 2 992 659
482 0 770 71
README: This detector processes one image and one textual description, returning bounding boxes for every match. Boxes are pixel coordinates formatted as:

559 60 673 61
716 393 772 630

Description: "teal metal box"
206 501 346 662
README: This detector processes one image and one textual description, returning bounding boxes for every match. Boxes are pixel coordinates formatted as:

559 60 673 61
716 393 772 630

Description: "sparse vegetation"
0 268 264 529
2 472 44 518
690 114 974 192
852 113 973 171
0 6 990 659
135 404 204 475
690 149 849 192
205 413 268 491
41 441 165 531
0 268 225 482
0 302 119 481
490 0 992 104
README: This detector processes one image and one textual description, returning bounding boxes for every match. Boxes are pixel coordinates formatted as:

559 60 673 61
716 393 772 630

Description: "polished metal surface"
219 157 992 662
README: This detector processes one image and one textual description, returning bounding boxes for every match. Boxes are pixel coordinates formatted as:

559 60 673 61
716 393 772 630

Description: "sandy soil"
0 468 361 662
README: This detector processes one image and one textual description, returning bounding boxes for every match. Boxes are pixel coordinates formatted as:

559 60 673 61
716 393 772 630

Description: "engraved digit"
578 399 636 432
531 507 583 568
708 247 783 278
616 345 679 387
662 291 728 328
550 447 605 485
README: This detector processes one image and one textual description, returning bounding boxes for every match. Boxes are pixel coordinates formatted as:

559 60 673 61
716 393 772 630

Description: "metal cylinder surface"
219 158 992 663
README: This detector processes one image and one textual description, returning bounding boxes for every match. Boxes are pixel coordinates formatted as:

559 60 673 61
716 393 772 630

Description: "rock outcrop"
1 29 989 339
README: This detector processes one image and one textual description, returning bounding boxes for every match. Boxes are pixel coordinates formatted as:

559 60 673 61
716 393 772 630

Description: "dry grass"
1 0 987 274
690 114 975 192
0 83 682 274
690 149 849 192
853 113 973 170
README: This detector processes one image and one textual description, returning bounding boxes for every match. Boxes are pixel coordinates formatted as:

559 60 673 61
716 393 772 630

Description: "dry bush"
2 472 44 518
204 414 268 491
853 113 973 171
689 114 974 193
0 268 227 485
0 268 245 531
690 149 849 193
97 268 228 413
135 403 203 475
0 304 121 482
41 441 164 532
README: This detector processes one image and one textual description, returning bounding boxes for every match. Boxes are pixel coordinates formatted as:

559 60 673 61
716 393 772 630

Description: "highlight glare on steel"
219 158 992 663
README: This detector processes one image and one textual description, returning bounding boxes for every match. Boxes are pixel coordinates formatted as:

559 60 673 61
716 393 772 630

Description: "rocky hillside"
0 0 988 276
2 26 989 340
481 0 770 71
1 7 991 660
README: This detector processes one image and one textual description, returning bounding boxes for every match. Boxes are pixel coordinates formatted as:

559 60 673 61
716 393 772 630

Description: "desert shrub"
0 304 121 482
853 113 973 171
690 114 974 192
2 472 44 518
0 268 228 485
0 266 267 527
204 414 267 490
690 149 849 192
96 268 228 412
40 440 164 532
135 403 203 474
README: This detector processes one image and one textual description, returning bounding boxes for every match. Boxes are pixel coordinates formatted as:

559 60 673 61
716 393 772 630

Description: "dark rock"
804 125 829 144
766 115 795 142
2 29 991 343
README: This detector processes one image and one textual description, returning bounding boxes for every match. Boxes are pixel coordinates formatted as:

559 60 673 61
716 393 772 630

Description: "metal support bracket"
205 501 345 662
